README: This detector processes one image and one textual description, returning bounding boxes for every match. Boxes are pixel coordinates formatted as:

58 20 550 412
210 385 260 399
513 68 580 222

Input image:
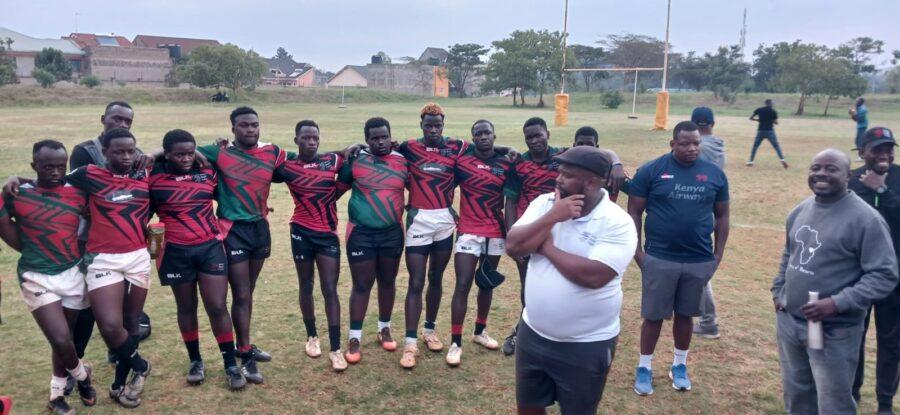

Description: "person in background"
748 99 788 169
849 127 900 414
850 97 870 153
691 107 724 340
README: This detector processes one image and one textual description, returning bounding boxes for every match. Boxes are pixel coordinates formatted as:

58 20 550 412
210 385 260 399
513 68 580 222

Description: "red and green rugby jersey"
66 165 151 254
3 183 86 278
149 162 220 245
510 146 565 215
197 142 286 222
398 137 467 210
275 152 347 233
337 150 408 229
455 147 517 238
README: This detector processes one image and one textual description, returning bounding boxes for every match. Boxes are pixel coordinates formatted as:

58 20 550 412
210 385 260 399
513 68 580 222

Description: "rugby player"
444 120 517 366
338 117 408 364
0 140 97 414
68 101 152 376
390 103 517 356
21 128 155 407
195 107 285 384
149 129 245 389
273 120 349 371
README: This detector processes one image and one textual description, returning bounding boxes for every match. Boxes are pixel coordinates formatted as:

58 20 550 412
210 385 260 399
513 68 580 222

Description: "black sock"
112 337 137 389
424 320 436 330
303 318 318 338
127 336 148 373
185 339 202 363
474 323 486 336
451 334 462 347
328 325 341 352
218 340 237 369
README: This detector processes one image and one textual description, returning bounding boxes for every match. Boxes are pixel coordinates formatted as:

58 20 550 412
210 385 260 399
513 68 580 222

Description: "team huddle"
2 101 632 413
6 99 897 415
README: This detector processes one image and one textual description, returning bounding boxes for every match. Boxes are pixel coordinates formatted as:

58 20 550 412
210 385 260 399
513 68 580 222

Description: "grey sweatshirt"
699 135 726 169
771 191 899 326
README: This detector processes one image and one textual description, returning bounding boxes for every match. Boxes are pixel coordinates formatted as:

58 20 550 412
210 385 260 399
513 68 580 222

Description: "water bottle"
807 291 824 350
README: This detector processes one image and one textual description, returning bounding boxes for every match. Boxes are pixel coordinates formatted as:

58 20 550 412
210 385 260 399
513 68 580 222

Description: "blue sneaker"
669 364 692 391
634 367 653 396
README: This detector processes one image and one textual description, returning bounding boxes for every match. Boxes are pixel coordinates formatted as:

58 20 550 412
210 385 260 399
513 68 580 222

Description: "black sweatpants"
853 287 900 410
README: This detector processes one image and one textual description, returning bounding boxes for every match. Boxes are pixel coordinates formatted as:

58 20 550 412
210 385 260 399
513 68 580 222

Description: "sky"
4 0 899 72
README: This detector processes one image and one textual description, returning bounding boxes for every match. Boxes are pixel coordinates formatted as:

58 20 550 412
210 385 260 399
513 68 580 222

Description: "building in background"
132 34 221 60
327 65 368 88
66 33 132 48
64 33 172 85
0 27 85 83
418 47 449 66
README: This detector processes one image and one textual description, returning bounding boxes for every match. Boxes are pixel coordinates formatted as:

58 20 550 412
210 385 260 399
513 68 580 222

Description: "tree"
34 48 72 82
818 56 867 115
530 30 569 107
832 37 884 74
569 44 607 92
274 47 293 62
180 44 267 95
703 45 751 103
446 43 488 98
600 34 666 87
752 42 797 92
0 37 17 86
775 43 829 115
670 51 708 91
887 66 900 94
483 31 538 106
32 68 56 88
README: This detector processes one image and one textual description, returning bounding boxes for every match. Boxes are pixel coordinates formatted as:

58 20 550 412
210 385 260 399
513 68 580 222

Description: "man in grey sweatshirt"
772 148 898 415
692 107 724 339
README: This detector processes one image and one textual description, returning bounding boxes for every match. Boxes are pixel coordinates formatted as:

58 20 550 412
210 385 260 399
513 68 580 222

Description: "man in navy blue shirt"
627 121 731 396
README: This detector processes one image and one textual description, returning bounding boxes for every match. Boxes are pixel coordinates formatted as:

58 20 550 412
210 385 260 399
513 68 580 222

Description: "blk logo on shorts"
230 250 245 256
94 271 112 279
351 251 364 257
33 290 47 297
166 273 182 279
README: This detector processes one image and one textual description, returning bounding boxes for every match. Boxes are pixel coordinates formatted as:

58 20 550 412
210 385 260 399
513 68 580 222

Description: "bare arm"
537 237 618 289
627 195 647 267
505 211 558 258
506 192 585 257
504 196 518 232
0 214 20 252
713 201 730 263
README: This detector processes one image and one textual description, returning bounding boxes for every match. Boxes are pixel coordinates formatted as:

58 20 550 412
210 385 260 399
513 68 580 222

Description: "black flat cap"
552 146 612 177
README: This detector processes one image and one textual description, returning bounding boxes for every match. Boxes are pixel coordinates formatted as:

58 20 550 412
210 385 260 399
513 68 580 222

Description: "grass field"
0 91 898 414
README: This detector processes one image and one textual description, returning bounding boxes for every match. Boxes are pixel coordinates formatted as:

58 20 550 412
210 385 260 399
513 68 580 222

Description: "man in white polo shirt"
507 146 637 415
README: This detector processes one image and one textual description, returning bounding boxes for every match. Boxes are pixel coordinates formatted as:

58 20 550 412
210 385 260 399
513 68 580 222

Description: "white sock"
67 359 88 381
405 337 417 345
673 348 689 366
377 320 391 331
423 328 435 335
638 354 653 370
50 375 68 400
349 329 362 341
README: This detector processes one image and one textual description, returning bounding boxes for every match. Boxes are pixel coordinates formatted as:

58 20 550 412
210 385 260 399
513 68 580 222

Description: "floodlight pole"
661 0 671 91
560 0 569 93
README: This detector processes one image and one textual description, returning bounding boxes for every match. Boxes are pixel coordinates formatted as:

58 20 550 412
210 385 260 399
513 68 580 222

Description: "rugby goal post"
556 0 672 130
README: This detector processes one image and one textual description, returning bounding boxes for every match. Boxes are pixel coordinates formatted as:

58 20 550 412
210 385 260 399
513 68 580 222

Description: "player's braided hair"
420 102 445 120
